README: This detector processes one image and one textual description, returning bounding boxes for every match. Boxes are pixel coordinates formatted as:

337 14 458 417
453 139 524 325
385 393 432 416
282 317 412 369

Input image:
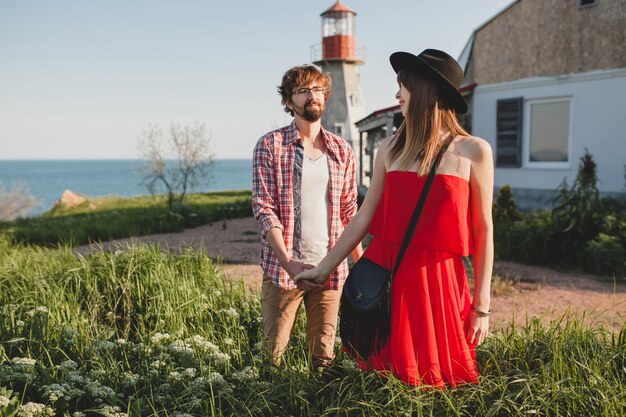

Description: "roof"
321 1 356 16
472 0 519 34
355 104 400 126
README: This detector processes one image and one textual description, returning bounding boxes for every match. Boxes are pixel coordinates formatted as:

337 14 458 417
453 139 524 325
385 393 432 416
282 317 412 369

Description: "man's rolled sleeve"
252 136 284 238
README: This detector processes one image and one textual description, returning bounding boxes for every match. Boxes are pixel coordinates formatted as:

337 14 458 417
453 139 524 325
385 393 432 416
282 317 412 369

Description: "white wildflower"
95 341 116 351
213 290 222 297
334 336 342 348
116 338 127 345
99 405 127 417
168 371 182 382
84 379 116 401
73 412 86 417
173 413 194 417
150 332 171 344
121 372 139 387
150 360 166 369
132 342 151 355
231 366 258 382
182 368 197 379
26 306 48 318
169 339 194 355
17 402 55 417
0 395 10 407
207 371 227 386
186 337 219 355
188 334 206 344
40 383 68 403
11 357 36 367
16 320 25 326
223 337 235 346
90 369 107 379
211 351 231 367
59 359 78 371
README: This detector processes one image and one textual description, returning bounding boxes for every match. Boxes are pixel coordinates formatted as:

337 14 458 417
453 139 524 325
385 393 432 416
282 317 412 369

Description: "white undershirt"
299 152 330 264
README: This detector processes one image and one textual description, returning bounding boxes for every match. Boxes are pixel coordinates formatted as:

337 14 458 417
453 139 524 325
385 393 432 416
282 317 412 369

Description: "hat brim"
390 52 468 114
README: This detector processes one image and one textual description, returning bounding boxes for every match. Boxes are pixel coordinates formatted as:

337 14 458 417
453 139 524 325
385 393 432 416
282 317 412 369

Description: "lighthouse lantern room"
314 1 365 175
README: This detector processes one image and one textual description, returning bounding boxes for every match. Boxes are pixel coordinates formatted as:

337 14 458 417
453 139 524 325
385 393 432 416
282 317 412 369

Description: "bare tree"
137 121 215 208
0 181 40 220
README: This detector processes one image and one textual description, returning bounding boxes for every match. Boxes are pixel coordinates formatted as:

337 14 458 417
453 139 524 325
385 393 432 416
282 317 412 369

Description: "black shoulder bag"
340 137 453 360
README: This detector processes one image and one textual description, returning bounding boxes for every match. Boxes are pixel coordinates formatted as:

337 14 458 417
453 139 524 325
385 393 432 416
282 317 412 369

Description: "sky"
0 0 515 160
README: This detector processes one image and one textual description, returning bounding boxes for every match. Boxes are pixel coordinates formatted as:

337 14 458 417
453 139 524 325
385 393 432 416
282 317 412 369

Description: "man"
252 64 361 368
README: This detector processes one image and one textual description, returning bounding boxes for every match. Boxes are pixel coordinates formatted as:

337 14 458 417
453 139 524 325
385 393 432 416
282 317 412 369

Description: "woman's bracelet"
470 305 491 317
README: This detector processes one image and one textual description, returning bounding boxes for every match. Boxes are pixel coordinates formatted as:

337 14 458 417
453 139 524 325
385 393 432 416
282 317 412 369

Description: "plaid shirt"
252 120 358 290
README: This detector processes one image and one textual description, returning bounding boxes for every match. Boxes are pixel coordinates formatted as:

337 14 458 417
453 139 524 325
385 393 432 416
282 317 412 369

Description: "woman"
294 49 494 387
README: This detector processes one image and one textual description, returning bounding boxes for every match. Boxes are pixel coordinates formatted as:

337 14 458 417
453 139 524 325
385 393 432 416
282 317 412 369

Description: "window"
526 99 571 166
334 123 344 136
578 0 597 8
349 93 360 107
496 98 523 167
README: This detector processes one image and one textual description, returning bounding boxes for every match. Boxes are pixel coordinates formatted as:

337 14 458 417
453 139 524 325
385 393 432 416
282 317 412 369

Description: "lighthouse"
313 1 365 169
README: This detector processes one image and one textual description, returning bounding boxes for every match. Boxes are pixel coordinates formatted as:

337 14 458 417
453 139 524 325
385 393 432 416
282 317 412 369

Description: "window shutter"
496 97 523 167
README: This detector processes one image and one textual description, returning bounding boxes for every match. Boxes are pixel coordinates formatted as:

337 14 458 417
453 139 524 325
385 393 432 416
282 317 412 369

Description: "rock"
55 189 88 208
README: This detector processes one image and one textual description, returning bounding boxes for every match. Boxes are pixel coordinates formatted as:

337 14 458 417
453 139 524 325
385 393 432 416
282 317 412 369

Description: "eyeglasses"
292 86 325 96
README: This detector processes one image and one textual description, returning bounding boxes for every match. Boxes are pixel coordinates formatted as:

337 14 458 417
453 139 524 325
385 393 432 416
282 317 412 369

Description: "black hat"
389 49 468 114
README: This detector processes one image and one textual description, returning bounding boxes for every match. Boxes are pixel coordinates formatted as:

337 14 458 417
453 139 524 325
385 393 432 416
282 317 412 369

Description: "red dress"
355 171 478 388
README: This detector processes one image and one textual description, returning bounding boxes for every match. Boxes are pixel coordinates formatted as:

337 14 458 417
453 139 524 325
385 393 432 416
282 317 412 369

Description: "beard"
294 99 324 122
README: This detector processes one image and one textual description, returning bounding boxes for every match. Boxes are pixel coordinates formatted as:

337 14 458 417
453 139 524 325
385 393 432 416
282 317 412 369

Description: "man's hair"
277 65 332 116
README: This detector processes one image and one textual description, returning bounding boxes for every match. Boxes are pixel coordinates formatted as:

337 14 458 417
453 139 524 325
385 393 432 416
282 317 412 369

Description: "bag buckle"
356 291 364 301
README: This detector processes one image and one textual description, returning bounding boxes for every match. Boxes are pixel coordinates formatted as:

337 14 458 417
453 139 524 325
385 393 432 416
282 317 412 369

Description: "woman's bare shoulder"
454 135 493 162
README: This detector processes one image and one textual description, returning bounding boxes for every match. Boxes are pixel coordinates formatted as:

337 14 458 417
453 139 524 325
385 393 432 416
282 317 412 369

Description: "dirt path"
75 217 626 333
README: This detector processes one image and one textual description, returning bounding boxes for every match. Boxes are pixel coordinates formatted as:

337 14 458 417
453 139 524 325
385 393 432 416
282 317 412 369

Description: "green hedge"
0 190 252 246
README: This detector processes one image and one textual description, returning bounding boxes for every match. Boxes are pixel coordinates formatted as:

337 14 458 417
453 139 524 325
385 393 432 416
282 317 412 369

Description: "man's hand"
283 260 321 292
293 266 330 292
283 259 316 280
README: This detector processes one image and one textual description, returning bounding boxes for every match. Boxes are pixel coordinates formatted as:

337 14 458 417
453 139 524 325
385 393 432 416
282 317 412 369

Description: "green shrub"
493 184 521 222
0 190 252 246
584 233 625 276
493 150 626 279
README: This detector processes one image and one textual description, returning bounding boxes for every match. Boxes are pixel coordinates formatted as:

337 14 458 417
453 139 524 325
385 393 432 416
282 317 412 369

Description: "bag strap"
390 135 454 278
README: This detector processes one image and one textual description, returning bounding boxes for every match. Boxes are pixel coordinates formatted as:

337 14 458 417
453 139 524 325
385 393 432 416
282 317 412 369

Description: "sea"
0 159 252 216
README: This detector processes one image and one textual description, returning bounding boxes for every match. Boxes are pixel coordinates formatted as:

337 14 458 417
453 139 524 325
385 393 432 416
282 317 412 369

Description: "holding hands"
293 265 329 292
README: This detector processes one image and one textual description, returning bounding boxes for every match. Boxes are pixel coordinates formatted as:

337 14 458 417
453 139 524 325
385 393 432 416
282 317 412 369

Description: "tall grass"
0 237 624 416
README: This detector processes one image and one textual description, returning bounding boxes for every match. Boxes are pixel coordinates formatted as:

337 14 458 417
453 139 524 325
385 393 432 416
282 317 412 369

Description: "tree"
0 181 40 220
137 122 214 208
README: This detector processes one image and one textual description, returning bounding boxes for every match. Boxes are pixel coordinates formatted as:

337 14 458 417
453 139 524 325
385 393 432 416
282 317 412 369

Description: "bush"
584 233 625 277
493 184 521 222
493 150 626 279
1 190 253 246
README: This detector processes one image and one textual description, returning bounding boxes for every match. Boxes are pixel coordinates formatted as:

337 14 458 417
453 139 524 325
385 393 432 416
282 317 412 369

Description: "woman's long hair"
386 69 469 176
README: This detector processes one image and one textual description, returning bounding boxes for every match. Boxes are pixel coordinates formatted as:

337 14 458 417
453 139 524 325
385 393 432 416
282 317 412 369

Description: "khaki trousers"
262 274 342 367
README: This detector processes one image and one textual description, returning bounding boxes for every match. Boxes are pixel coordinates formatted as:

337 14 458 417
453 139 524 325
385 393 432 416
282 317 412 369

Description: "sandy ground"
75 216 626 333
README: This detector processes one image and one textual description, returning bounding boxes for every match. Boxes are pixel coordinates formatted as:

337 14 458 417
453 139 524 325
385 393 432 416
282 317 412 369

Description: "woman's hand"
466 310 490 346
293 267 328 292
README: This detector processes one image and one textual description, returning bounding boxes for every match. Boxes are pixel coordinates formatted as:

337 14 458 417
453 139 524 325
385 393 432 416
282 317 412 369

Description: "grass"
0 190 252 247
0 237 624 417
